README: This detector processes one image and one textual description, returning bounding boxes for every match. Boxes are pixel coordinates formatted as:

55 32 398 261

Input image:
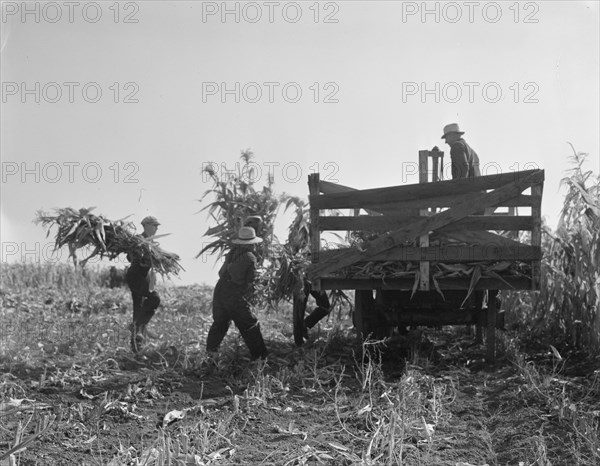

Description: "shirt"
126 233 156 291
450 138 481 179
219 246 257 290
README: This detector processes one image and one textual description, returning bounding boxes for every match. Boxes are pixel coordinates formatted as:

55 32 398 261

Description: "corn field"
503 147 600 352
1 148 599 465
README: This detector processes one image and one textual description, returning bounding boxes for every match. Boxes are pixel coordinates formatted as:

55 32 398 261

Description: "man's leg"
138 291 160 338
206 297 231 353
304 290 331 330
126 268 149 352
232 302 267 360
129 291 145 353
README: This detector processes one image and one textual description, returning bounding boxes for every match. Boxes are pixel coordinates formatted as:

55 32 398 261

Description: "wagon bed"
305 150 544 362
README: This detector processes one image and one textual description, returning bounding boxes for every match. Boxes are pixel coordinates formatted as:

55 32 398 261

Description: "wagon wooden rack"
303 150 544 362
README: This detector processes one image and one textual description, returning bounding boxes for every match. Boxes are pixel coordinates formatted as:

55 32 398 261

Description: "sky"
1 0 599 286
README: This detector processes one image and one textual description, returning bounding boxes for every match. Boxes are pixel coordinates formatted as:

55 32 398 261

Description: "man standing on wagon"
126 216 162 353
441 123 481 179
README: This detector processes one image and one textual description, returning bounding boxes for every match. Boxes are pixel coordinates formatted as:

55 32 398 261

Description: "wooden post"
505 206 517 240
429 150 443 214
476 314 484 343
418 150 430 291
431 155 439 183
308 173 321 265
531 183 543 290
486 289 498 363
418 150 429 184
430 150 443 183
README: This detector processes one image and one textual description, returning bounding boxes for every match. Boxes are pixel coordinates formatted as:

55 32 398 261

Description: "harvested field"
1 270 599 465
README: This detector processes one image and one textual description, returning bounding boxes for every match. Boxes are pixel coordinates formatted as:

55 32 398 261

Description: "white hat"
441 123 465 139
232 226 263 244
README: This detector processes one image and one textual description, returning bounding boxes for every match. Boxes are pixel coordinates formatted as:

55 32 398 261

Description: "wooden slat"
319 180 358 195
311 169 544 210
317 277 532 291
319 181 531 213
319 215 534 232
307 172 542 280
308 174 320 263
360 194 533 212
505 196 532 207
319 245 542 263
531 183 543 290
419 150 430 291
319 180 383 216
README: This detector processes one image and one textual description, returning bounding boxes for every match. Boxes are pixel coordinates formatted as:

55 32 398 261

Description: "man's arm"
244 252 258 294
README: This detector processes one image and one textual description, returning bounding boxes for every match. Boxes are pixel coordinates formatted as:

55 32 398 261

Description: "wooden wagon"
301 149 544 362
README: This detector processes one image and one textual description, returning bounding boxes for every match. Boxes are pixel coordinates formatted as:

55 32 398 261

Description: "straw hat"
441 123 465 139
232 226 263 244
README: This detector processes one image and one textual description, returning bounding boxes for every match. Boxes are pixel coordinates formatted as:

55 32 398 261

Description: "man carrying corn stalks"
126 216 162 353
206 226 268 360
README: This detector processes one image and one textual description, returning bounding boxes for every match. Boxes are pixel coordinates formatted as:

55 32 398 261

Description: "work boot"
241 324 268 361
129 323 144 353
200 350 219 375
251 350 268 361
139 324 159 339
130 333 144 353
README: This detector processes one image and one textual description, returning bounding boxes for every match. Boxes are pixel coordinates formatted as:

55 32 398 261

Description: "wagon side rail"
307 169 544 291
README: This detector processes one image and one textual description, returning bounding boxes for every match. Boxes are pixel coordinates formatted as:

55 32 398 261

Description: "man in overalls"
126 216 161 353
206 227 268 360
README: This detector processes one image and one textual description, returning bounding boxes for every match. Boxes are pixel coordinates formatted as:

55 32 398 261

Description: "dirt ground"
1 285 599 465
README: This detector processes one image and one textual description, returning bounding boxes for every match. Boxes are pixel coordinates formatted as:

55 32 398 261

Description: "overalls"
206 245 267 359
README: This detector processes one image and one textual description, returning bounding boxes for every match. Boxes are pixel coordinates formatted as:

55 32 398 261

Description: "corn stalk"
34 207 183 277
196 149 279 262
535 146 599 350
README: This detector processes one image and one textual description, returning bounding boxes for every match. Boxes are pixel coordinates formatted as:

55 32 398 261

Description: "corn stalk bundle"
257 245 310 307
257 197 310 306
34 207 183 277
335 218 534 303
196 150 279 263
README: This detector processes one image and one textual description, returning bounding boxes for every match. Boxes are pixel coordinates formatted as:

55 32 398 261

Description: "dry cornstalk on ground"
34 207 183 277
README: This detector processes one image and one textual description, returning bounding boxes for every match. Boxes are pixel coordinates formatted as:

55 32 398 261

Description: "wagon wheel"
354 290 376 341
293 292 306 347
